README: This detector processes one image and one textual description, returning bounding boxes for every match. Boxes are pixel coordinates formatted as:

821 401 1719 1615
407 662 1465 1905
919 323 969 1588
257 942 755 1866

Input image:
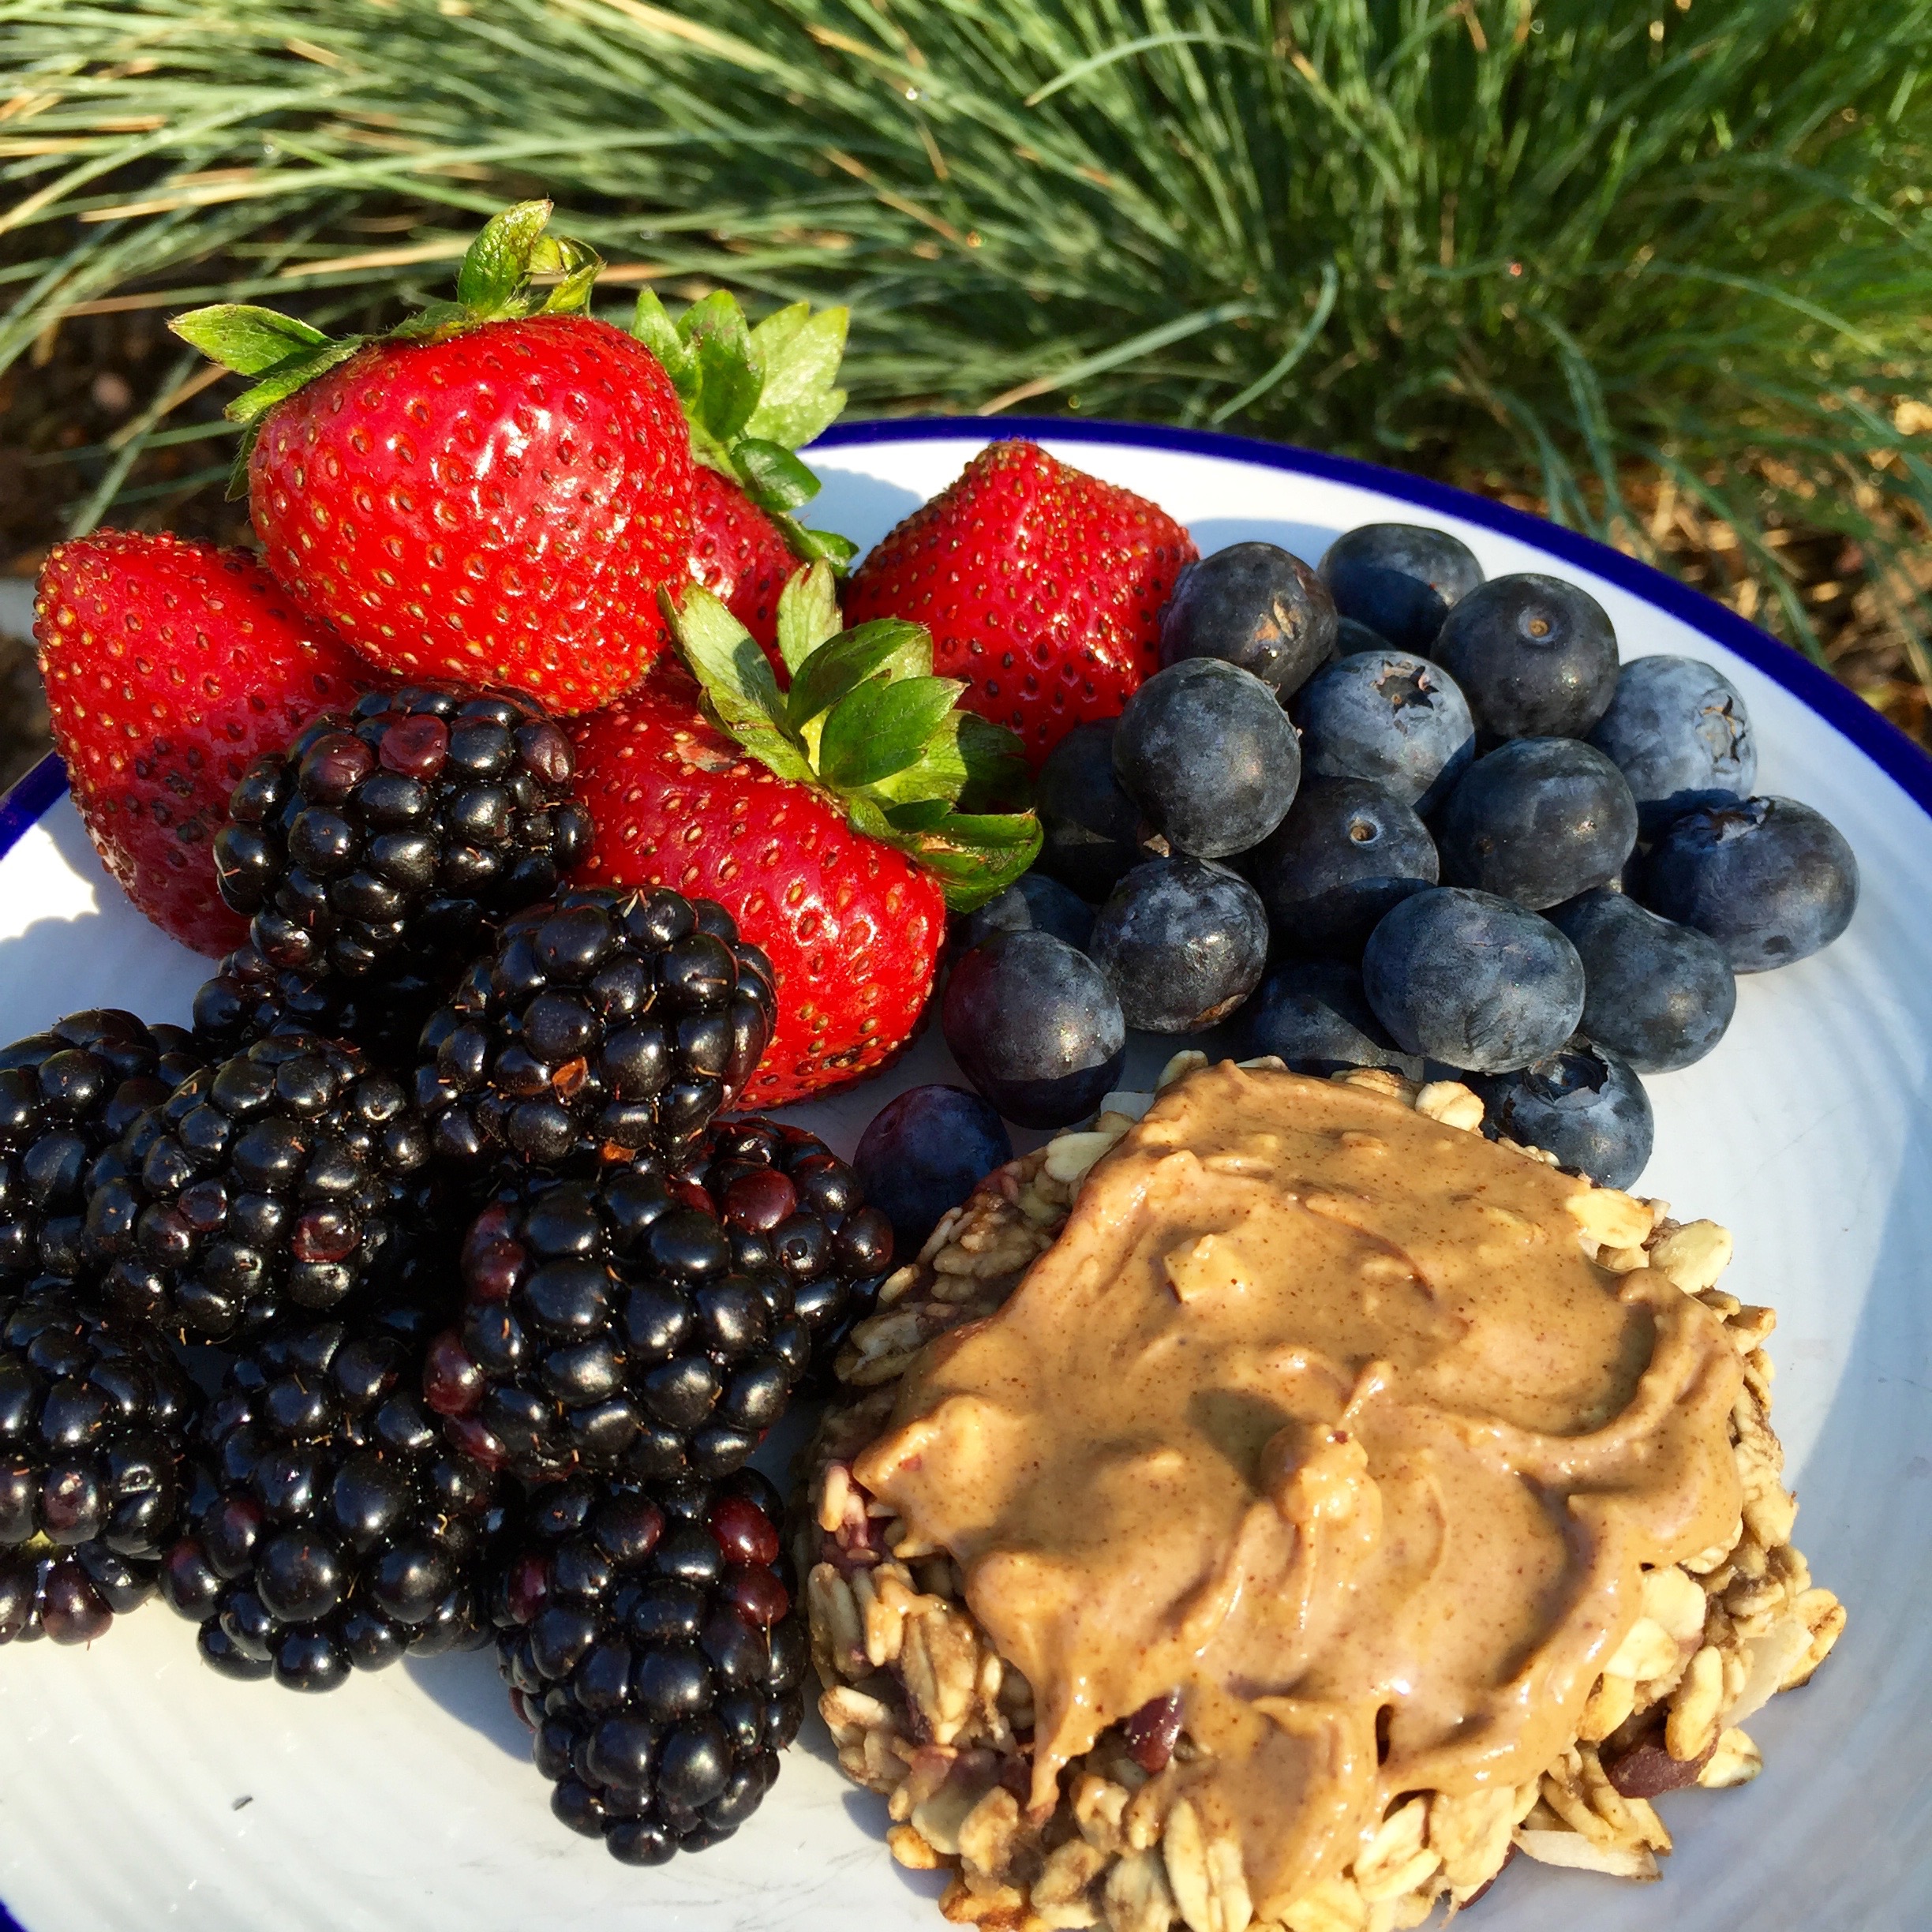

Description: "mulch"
0 307 1925 797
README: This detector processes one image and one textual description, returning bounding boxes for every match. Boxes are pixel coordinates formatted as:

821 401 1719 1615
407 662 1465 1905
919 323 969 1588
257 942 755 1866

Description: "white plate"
1 421 1928 1932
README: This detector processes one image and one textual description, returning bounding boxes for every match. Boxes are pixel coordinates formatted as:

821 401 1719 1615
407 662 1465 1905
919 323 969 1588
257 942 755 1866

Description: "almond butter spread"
852 1062 1744 1917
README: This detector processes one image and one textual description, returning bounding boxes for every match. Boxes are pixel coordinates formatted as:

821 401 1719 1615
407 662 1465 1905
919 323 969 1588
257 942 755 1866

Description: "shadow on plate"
808 470 925 562
841 1785 953 1904
1188 515 1344 573
405 1642 531 1762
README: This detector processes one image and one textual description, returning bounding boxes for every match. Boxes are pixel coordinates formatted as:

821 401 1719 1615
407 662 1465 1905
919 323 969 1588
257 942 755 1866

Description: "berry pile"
425 1117 889 1485
414 889 775 1171
161 1314 503 1689
0 1292 200 1645
0 1010 204 1309
82 1032 434 1340
213 684 591 987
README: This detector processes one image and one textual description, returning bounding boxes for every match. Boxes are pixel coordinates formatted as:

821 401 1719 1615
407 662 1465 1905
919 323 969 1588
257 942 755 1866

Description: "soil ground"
1 308 1925 792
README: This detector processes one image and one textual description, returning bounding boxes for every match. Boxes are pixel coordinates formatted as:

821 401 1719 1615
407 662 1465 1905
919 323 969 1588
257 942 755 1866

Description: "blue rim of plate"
0 416 1925 1932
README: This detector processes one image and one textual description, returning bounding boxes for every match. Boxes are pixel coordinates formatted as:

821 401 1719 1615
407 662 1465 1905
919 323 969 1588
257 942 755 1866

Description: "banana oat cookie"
800 1055 1844 1932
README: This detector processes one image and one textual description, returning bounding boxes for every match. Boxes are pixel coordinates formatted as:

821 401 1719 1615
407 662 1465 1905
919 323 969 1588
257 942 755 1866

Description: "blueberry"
1478 1038 1654 1189
1035 722 1157 901
942 931 1126 1128
1231 960 1423 1079
1436 738 1638 911
853 1086 1015 1253
1112 660 1300 859
1587 655 1757 834
1432 574 1619 739
1241 777 1437 960
1545 888 1735 1073
1158 542 1337 702
1293 651 1475 812
1641 796 1858 972
1088 857 1269 1033
957 874 1095 953
1362 888 1585 1073
1317 523 1484 654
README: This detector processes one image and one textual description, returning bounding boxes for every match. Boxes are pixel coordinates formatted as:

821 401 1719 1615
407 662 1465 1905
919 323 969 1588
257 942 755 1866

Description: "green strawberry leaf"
174 200 611 424
818 676 965 789
786 618 930 732
632 290 696 400
167 305 334 376
533 236 604 316
746 300 811 369
667 586 813 784
774 560 842 678
457 200 552 315
730 437 820 515
745 305 849 451
666 571 1040 910
882 798 956 833
956 713 1032 812
223 340 366 424
783 520 860 570
893 810 1044 911
863 712 970 806
683 290 763 450
387 298 471 343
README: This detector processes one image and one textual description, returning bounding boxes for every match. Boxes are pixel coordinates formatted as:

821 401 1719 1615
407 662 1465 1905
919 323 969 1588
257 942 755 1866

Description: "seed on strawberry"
172 202 694 716
844 440 1197 769
35 532 372 957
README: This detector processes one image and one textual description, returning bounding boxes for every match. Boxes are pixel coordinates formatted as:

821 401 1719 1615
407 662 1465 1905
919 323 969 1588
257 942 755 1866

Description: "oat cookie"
803 1054 1843 1932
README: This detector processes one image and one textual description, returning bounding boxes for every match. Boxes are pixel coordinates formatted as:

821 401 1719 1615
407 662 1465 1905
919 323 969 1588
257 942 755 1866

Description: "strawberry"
687 466 799 672
569 566 1039 1106
35 530 371 956
635 289 859 674
170 202 692 715
843 439 1198 768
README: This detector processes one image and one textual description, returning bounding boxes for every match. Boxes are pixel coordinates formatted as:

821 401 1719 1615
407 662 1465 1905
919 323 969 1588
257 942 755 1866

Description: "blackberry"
680 1117 895 1368
0 1292 201 1645
193 939 444 1074
160 1314 503 1690
414 888 775 1171
426 1122 889 1485
83 1033 431 1341
494 1468 807 1861
212 684 591 984
0 1011 203 1305
425 1161 803 1485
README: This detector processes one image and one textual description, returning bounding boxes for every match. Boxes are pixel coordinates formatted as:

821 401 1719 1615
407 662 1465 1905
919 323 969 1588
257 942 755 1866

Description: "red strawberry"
844 440 1198 767
35 531 371 956
687 466 798 673
569 567 1039 1106
570 668 946 1106
173 202 692 716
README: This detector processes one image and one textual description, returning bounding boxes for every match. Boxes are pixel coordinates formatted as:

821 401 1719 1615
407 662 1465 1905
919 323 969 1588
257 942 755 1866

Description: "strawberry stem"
169 200 606 482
